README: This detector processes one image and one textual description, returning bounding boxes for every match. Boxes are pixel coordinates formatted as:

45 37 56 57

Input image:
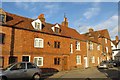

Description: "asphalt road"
98 67 120 80
48 67 120 80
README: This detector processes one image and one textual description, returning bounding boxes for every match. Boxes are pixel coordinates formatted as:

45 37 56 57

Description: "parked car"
97 61 114 69
109 60 120 67
0 62 42 80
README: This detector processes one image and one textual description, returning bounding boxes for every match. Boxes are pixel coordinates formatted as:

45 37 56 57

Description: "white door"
97 57 100 65
84 57 88 68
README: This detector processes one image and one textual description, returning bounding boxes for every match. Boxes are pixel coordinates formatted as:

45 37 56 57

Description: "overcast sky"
2 2 119 40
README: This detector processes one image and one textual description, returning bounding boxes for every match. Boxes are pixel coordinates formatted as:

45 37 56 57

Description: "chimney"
115 36 119 43
61 16 68 27
89 28 94 32
38 14 45 22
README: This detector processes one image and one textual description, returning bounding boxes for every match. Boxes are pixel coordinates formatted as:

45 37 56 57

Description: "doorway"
62 56 68 70
84 57 88 68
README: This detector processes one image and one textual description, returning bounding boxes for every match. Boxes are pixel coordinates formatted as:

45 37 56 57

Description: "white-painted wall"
111 42 119 60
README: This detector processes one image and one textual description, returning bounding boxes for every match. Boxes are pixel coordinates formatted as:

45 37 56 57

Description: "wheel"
1 76 7 80
32 73 41 80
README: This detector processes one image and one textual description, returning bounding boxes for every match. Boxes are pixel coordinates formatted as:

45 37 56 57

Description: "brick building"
0 8 112 71
83 28 112 67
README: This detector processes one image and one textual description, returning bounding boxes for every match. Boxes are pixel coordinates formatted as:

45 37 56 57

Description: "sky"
1 2 119 40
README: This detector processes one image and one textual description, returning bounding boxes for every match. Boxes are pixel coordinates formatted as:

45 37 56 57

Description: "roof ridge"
5 11 33 20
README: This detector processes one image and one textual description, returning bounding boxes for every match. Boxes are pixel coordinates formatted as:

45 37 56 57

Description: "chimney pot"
38 14 45 22
115 36 119 43
89 28 94 32
61 17 68 27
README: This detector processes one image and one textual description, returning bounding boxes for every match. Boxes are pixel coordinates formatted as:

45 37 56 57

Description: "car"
97 61 114 69
0 62 42 80
109 60 120 67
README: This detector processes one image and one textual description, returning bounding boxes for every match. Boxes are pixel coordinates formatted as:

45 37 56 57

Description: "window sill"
76 63 81 65
34 47 44 48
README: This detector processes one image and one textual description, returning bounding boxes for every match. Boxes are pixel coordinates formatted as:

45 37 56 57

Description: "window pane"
20 63 26 69
0 33 5 44
27 63 36 69
34 38 43 48
54 58 60 65
22 56 29 62
34 58 37 65
0 14 5 22
38 58 42 65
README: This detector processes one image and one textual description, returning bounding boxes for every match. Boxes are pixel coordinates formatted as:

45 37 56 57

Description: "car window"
27 63 36 69
10 63 26 70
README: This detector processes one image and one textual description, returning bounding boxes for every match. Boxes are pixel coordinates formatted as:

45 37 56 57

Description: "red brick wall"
0 26 12 67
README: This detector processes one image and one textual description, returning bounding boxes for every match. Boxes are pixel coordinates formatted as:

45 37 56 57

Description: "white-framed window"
89 42 93 50
76 55 81 65
91 56 95 63
35 22 40 30
31 19 42 30
97 45 100 50
106 47 108 53
22 55 30 62
76 41 80 50
70 43 73 53
105 38 107 43
34 57 43 66
34 38 44 48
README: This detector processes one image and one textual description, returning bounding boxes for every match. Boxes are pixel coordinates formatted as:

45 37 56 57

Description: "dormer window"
0 9 6 23
55 27 60 33
51 24 61 34
31 19 42 31
35 22 40 30
0 14 5 23
76 41 80 50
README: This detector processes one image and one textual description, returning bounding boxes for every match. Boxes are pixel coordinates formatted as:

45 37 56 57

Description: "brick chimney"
89 28 94 32
61 16 68 27
115 36 119 43
38 14 45 22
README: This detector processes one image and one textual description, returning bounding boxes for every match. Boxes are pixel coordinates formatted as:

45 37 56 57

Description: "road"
47 67 120 80
98 67 120 80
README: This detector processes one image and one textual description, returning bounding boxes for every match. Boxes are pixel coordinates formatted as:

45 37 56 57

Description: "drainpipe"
86 40 89 68
9 27 15 64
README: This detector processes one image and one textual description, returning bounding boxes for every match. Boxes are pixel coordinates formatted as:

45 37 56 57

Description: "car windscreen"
2 63 14 71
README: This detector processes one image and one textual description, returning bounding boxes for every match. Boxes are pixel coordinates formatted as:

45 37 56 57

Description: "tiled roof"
82 29 111 44
3 11 87 41
112 40 120 48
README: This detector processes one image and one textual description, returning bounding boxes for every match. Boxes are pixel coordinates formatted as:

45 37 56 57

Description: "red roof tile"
3 11 87 41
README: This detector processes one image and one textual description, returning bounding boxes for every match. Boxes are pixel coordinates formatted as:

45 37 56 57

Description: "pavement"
48 67 108 78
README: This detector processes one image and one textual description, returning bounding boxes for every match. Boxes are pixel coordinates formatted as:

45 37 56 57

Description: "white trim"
70 43 73 53
92 56 95 63
97 45 100 50
84 57 88 68
34 38 44 48
106 47 108 53
105 38 107 43
34 57 43 66
22 55 30 62
31 19 42 30
76 41 80 50
97 57 100 64
76 55 81 65
51 24 60 32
